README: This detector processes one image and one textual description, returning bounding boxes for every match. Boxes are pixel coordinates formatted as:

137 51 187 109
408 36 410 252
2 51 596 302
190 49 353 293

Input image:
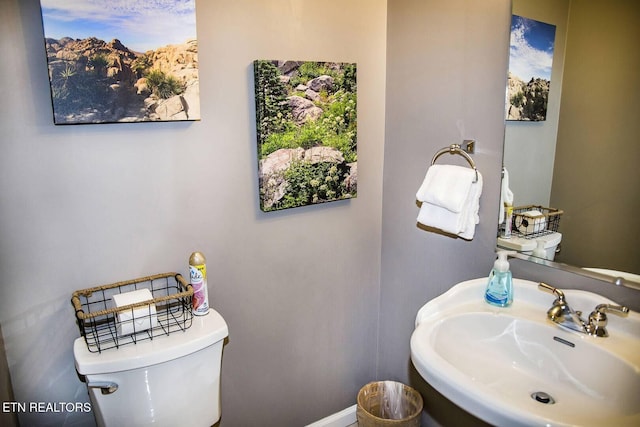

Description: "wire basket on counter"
506 205 563 238
71 272 193 353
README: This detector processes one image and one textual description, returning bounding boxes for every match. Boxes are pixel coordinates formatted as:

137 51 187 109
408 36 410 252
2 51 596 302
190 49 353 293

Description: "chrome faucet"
538 282 629 337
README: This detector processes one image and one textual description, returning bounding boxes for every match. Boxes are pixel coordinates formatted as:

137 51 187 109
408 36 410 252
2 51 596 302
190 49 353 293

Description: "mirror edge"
508 252 640 291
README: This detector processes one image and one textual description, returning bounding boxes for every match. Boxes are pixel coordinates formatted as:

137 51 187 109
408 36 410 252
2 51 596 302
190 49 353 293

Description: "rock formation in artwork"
506 72 550 121
44 37 200 123
259 147 357 210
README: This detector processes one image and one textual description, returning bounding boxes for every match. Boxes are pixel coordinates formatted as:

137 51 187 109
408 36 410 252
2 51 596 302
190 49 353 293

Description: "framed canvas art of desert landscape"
254 60 357 212
506 15 556 121
39 0 201 124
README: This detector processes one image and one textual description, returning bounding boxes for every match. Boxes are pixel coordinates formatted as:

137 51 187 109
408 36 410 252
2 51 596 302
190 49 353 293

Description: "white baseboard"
305 404 357 427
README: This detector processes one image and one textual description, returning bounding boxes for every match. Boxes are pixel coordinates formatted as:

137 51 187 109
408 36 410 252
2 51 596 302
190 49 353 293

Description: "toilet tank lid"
74 308 228 375
497 232 562 251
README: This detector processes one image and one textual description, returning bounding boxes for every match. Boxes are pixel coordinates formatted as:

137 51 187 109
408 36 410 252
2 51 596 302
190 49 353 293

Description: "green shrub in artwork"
145 69 184 99
259 88 356 159
254 60 293 145
274 161 352 210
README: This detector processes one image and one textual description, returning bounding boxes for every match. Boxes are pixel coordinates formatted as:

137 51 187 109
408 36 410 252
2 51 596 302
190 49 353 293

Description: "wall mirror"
499 0 640 287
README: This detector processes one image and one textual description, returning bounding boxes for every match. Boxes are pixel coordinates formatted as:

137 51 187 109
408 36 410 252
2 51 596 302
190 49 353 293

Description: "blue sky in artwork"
509 15 556 81
40 0 197 52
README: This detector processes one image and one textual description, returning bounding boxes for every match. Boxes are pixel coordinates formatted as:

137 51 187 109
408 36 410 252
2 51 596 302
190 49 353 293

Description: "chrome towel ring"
431 143 478 183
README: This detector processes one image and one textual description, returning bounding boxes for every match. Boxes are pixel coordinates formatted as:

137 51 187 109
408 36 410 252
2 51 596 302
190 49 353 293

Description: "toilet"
73 310 228 427
497 231 562 260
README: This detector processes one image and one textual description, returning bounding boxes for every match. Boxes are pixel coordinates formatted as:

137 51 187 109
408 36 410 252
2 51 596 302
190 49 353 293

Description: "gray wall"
381 0 511 425
0 1 386 426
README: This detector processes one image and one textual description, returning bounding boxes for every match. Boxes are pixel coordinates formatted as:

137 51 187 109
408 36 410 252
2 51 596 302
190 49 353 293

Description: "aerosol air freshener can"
189 251 210 316
503 203 513 239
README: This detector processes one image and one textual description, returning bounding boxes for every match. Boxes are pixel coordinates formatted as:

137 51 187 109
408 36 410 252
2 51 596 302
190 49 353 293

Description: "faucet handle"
538 282 575 323
538 282 566 303
587 304 630 337
590 304 629 319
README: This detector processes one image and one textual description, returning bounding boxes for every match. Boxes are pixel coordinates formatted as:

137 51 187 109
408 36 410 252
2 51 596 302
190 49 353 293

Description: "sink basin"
410 278 640 427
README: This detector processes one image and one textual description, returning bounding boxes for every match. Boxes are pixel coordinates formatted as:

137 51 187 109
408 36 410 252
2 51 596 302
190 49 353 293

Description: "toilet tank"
74 309 228 427
497 232 562 260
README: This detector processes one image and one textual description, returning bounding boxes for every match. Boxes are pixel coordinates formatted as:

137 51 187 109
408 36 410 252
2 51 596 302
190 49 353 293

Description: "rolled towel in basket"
113 289 158 336
515 210 547 235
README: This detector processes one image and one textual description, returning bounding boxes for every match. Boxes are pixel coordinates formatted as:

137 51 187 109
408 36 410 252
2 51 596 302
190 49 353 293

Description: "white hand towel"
417 171 483 240
459 171 483 239
416 165 476 213
417 202 466 235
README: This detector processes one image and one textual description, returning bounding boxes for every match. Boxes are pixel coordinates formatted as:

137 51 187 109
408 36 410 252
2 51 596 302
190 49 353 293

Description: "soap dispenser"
485 251 514 307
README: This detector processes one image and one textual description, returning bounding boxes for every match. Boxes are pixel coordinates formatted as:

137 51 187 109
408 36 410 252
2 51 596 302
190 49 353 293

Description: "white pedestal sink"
410 278 640 427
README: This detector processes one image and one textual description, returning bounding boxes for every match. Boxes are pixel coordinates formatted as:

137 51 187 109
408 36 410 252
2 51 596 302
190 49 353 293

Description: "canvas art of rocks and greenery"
254 60 357 212
39 1 200 124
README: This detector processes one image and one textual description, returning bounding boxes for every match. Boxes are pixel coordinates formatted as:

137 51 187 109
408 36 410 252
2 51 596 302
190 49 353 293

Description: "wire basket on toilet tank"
71 272 193 353
509 205 563 238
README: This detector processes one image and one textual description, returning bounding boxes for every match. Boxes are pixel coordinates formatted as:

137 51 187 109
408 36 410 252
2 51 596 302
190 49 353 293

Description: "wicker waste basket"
356 381 423 427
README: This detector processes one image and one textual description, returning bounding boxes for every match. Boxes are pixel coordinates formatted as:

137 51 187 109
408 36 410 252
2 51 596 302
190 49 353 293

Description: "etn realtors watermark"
3 401 91 413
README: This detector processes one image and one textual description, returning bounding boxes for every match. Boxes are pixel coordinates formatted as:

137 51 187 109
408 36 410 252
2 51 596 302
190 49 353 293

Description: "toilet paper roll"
515 210 547 235
113 289 158 336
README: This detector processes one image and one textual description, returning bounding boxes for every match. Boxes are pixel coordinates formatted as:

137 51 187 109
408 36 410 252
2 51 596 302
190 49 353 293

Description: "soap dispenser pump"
485 251 514 307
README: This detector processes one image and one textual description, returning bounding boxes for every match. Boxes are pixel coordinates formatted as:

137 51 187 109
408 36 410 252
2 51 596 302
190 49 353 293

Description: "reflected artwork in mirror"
499 0 640 286
506 15 556 122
